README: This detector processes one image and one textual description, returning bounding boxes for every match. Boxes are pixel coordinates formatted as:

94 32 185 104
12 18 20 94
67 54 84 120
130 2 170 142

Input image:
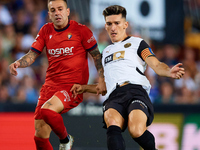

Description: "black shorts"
103 84 154 131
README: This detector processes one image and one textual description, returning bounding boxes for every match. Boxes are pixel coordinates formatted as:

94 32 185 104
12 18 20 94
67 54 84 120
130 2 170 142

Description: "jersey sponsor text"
47 46 74 57
104 51 125 64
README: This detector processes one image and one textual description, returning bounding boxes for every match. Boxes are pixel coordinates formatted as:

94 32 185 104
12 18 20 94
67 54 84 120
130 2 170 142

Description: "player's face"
48 0 70 29
105 14 128 43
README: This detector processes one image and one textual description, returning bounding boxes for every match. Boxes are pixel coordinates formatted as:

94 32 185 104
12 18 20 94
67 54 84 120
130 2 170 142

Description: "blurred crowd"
0 0 200 105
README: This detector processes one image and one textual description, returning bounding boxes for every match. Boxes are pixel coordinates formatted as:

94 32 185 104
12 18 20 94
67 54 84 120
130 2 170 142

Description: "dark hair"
48 0 68 5
103 5 127 19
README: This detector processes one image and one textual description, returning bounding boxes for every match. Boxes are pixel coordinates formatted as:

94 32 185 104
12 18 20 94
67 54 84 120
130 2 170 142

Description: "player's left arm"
138 40 185 79
89 47 107 95
145 56 185 79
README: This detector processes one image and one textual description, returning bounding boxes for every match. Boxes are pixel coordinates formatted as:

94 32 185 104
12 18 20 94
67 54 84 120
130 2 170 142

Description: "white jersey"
102 36 155 99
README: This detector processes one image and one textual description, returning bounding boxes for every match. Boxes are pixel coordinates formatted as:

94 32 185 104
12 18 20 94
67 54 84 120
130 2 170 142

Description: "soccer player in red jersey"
9 0 107 150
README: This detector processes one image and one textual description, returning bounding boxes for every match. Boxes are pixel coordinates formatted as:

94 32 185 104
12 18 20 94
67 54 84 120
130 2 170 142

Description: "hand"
170 63 185 79
9 61 20 76
70 84 85 98
96 77 107 96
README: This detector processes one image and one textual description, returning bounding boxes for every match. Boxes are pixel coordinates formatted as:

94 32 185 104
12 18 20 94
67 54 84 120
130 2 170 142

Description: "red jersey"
31 20 97 87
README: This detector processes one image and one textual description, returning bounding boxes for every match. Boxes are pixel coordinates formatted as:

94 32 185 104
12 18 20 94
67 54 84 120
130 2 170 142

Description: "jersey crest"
124 43 131 48
67 33 72 40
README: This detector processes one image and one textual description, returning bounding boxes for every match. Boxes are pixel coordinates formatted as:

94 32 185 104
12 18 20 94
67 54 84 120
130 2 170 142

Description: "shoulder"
70 20 92 37
70 20 89 30
41 22 53 29
102 44 113 54
128 36 150 48
105 44 114 50
39 22 54 34
71 21 95 41
129 36 143 44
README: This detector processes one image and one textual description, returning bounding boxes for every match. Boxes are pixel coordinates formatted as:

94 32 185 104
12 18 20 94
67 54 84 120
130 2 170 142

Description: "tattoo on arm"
18 50 39 68
89 47 104 78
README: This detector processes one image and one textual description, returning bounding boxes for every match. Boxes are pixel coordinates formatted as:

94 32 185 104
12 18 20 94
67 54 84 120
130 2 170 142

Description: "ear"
124 21 128 29
104 23 107 30
67 8 70 17
48 11 51 20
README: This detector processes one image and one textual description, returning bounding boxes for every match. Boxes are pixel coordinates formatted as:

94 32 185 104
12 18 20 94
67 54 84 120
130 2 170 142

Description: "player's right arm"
70 84 99 98
9 50 39 76
9 24 47 76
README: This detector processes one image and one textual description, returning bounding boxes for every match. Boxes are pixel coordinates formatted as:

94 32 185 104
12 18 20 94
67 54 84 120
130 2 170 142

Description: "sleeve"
137 40 155 61
80 25 97 52
30 25 46 55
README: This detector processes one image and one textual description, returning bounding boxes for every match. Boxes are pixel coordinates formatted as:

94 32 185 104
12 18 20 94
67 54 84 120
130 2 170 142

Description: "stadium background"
0 0 200 150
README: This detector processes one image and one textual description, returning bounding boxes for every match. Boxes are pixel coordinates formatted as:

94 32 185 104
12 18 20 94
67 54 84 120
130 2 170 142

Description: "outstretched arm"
89 47 107 95
146 56 185 79
9 50 39 76
70 84 99 98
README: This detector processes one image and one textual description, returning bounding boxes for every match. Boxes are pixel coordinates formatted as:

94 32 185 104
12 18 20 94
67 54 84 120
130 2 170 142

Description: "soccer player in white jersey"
71 5 185 150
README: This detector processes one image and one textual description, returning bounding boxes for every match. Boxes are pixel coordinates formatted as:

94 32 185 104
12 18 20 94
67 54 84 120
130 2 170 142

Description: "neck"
54 19 69 30
112 34 128 43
